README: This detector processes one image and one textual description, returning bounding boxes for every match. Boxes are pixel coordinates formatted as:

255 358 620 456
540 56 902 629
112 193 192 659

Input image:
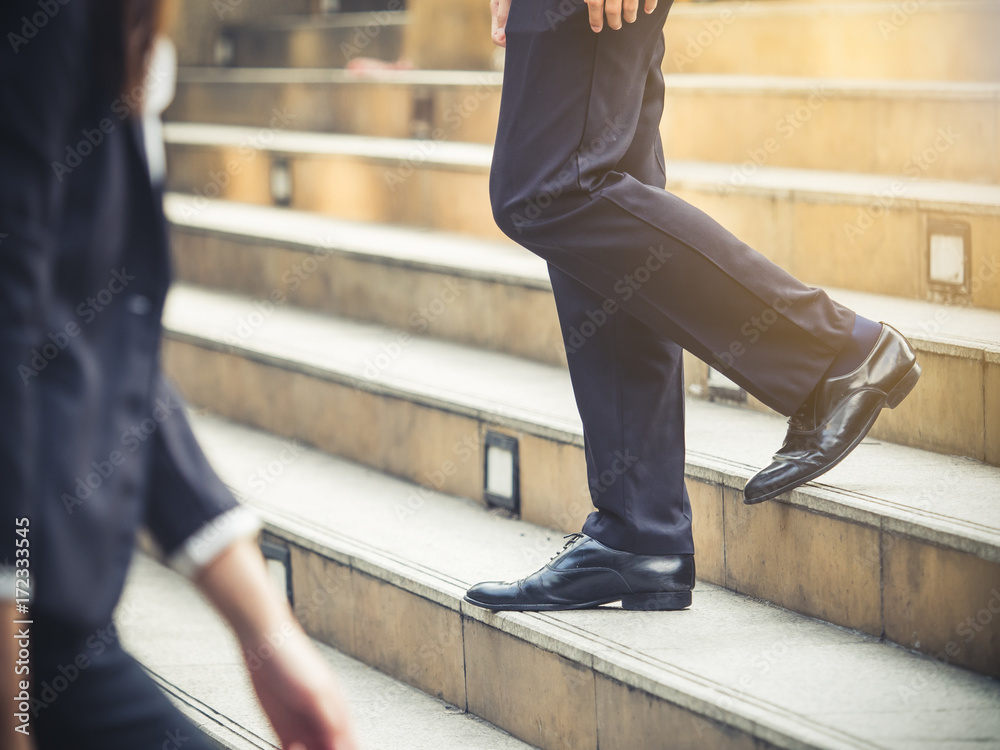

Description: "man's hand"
491 0 659 45
586 0 658 32
491 0 511 47
196 538 358 750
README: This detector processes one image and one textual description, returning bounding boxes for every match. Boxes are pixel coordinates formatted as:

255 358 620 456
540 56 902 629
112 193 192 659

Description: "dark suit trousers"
489 0 856 554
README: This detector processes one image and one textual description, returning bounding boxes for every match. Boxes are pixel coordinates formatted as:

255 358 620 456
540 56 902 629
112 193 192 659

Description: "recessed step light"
484 431 519 513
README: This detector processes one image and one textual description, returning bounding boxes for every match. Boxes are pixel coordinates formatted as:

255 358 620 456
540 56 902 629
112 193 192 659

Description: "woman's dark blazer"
1 0 240 633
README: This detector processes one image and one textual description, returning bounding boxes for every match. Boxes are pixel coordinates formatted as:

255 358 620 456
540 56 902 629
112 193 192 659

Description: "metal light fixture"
484 431 519 512
270 158 292 207
927 219 971 303
213 34 235 67
260 535 293 606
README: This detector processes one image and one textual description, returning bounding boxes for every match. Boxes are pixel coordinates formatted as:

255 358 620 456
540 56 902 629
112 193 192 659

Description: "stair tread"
176 66 503 87
668 0 996 19
118 554 534 749
182 410 1000 750
175 66 1000 99
165 194 1000 353
230 10 410 31
163 283 1000 560
162 124 1000 210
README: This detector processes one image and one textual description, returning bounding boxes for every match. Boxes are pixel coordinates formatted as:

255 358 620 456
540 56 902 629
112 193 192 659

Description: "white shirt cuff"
0 566 16 601
167 506 262 579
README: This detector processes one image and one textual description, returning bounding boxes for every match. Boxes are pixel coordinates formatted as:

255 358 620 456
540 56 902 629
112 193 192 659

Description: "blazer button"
127 295 152 316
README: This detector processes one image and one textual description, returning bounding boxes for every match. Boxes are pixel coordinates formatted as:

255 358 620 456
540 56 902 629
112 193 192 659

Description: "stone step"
163 195 1000 466
161 125 1000 311
166 68 502 144
219 4 498 71
173 409 1000 750
662 0 1000 82
118 553 534 750
160 283 1000 676
167 71 1000 184
216 12 409 69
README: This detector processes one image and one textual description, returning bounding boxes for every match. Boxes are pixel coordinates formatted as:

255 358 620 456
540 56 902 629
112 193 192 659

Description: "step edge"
175 66 504 87
668 0 1000 20
225 10 410 32
145 668 276 750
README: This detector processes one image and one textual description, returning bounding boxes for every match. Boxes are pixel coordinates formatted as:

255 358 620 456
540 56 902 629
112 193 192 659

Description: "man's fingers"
643 0 657 14
490 0 509 47
585 0 605 32
622 0 639 24
603 0 622 29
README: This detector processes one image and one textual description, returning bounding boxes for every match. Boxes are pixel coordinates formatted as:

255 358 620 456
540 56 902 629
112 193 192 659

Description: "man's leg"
465 0 920 611
465 21 697 612
546 34 692 556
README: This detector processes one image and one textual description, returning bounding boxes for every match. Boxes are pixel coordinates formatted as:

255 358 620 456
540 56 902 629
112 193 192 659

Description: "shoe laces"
549 533 584 562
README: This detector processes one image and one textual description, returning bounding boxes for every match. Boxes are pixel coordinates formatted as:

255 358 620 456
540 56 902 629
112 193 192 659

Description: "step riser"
169 78 1000 184
167 79 501 144
662 1 1000 82
285 540 790 750
222 21 406 69
660 88 998 185
164 143 1000 311
162 336 1000 677
169 226 566 367
165 144 502 240
168 224 1000 467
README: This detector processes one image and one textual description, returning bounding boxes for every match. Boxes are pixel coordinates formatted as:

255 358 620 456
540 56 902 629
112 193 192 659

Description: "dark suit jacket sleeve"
0 2 90 577
143 376 261 577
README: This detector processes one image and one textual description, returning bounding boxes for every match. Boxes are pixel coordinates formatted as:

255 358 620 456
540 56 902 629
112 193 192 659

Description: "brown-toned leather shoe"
743 324 920 505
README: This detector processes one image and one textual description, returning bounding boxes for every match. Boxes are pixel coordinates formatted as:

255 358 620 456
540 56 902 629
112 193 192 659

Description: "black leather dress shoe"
743 323 920 505
464 534 695 611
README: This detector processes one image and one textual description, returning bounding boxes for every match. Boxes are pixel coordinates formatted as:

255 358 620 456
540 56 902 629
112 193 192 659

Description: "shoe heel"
886 362 921 409
621 591 692 611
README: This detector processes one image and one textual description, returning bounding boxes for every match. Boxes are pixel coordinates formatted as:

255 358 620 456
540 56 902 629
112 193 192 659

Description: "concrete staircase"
159 0 1000 747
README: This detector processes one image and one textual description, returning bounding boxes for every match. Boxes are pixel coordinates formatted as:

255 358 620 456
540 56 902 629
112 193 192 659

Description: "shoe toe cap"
465 580 517 607
743 461 798 504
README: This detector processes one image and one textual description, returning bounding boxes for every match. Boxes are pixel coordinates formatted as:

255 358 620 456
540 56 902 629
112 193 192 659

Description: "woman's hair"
93 0 175 111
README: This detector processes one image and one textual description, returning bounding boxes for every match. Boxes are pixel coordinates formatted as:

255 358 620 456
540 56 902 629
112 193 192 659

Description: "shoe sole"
743 361 922 505
463 589 693 612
